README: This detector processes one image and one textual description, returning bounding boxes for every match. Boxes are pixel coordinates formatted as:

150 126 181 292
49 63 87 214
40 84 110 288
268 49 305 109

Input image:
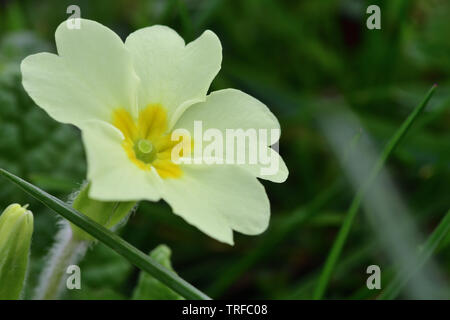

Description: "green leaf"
132 244 184 300
0 168 210 300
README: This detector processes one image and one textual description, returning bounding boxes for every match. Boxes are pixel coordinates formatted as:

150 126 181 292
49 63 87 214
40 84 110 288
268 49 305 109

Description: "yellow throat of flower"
112 104 183 178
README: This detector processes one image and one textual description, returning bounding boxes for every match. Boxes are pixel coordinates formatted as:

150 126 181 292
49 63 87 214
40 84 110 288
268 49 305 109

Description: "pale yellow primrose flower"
20 19 288 244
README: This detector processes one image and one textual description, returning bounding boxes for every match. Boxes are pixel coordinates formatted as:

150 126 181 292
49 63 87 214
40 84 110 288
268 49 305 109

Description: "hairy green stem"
34 223 87 300
313 85 437 300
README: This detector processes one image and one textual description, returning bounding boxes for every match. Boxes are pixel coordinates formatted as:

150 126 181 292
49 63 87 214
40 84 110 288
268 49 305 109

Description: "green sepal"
70 183 136 241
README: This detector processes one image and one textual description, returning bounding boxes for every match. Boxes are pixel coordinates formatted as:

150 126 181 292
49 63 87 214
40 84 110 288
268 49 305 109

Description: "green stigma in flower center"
133 139 157 164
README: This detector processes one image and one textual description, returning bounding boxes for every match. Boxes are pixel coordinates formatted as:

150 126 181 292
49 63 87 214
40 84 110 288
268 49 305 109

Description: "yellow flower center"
134 139 156 163
112 104 183 178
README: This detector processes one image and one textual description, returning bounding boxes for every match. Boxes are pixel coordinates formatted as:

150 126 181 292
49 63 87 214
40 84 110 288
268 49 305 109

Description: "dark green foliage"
0 0 449 299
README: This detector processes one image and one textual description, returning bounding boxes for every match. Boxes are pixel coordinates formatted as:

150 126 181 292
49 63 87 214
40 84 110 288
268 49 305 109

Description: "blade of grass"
282 242 376 299
378 209 450 300
347 202 449 299
291 197 445 300
0 168 210 300
313 85 437 300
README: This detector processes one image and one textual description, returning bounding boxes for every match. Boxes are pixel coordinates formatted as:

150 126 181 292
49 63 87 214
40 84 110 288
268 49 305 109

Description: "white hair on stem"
33 221 88 300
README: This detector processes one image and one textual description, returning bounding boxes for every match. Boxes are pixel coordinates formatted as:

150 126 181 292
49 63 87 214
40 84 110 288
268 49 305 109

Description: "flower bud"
0 203 34 299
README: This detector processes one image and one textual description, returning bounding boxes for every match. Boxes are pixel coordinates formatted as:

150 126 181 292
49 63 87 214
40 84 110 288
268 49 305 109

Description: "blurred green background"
0 0 449 299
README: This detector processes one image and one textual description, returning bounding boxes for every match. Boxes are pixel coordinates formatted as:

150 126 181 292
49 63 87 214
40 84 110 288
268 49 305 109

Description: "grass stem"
313 85 437 300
